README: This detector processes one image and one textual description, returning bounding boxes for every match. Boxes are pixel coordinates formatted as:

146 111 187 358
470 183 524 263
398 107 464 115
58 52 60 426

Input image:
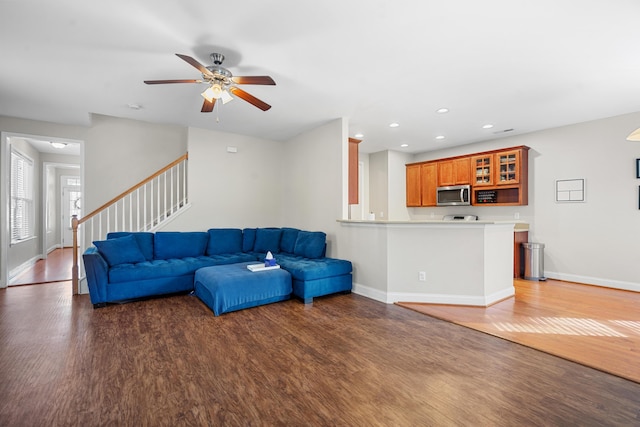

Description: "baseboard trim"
353 283 515 306
46 244 62 254
9 255 42 280
352 283 388 303
545 271 640 293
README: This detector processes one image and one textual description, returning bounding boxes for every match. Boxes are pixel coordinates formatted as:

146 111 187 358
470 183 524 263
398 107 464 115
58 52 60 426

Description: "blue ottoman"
194 262 292 316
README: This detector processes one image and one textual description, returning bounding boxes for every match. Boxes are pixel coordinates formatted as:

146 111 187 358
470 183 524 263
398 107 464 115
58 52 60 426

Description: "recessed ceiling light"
50 142 67 149
482 124 494 129
400 144 409 148
127 103 142 110
389 122 400 128
435 135 445 140
436 108 449 114
354 133 364 138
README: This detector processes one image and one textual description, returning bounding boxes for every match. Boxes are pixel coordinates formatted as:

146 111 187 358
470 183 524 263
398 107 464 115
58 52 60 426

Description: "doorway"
61 176 81 247
1 132 83 288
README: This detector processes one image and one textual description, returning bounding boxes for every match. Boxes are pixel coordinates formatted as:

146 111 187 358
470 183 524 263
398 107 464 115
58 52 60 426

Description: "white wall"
281 118 348 256
164 127 285 231
338 222 389 300
387 150 412 221
368 151 388 221
84 114 187 213
401 111 640 290
168 118 349 256
348 153 370 220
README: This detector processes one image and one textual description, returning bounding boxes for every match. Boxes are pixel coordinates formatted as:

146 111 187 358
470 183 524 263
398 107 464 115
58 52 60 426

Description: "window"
10 149 34 243
64 177 80 186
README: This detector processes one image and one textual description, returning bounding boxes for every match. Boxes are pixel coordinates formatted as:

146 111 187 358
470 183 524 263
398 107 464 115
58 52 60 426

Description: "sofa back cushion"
107 232 154 261
279 228 300 254
94 234 146 266
242 228 256 252
154 232 208 259
293 231 326 259
206 228 243 255
253 228 283 253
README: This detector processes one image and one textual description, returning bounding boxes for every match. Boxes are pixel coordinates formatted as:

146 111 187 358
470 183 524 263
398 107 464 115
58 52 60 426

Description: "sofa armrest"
83 246 109 306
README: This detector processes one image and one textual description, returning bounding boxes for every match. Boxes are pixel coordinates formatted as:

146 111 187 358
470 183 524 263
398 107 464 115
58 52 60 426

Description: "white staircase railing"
72 153 189 293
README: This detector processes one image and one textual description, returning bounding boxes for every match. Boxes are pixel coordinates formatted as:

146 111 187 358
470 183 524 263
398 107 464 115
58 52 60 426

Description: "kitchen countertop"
338 219 529 230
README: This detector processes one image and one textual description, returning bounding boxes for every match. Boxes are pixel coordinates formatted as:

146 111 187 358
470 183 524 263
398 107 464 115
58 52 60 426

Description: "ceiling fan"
144 53 276 112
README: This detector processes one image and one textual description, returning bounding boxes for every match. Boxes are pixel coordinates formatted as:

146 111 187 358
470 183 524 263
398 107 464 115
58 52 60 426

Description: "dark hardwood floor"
1 282 639 426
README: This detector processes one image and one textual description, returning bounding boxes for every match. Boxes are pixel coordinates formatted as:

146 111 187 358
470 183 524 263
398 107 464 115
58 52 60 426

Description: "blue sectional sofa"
83 227 352 308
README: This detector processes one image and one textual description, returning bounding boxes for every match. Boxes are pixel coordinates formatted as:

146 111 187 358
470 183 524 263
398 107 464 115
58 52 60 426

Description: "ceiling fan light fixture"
220 90 233 104
201 83 223 102
626 127 640 141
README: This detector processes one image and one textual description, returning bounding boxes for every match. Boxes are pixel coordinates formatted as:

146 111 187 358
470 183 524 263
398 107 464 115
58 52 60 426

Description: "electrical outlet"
379 211 384 218
514 212 520 220
419 271 426 281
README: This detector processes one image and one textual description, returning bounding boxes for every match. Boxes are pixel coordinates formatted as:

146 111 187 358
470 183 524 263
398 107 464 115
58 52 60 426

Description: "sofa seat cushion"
277 255 352 281
108 256 215 283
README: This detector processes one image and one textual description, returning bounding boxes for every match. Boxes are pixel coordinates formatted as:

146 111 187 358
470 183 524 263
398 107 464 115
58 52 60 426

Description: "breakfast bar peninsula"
338 219 527 306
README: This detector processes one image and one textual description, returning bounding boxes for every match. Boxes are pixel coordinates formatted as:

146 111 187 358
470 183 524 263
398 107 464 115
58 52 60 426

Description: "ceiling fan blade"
229 87 271 111
201 98 216 113
176 53 212 76
144 79 202 84
231 76 276 85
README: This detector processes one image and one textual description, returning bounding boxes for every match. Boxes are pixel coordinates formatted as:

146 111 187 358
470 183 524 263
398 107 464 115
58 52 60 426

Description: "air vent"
493 128 514 134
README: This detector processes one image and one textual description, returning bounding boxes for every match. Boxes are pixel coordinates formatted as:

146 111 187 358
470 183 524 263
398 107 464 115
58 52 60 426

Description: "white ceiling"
2 0 640 154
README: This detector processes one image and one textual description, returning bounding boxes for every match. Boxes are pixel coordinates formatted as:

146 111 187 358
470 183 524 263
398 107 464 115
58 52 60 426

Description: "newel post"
72 215 79 295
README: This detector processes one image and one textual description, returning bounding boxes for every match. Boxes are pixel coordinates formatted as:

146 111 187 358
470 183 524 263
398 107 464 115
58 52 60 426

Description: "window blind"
10 149 34 243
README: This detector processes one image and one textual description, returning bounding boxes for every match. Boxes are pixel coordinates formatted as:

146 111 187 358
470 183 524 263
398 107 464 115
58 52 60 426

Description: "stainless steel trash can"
523 242 546 281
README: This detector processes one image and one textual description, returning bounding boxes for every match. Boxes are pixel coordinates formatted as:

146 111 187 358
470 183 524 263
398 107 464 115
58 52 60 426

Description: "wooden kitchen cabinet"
472 147 529 206
420 162 438 206
437 157 470 186
406 162 438 207
471 155 493 186
406 164 422 207
496 149 521 185
407 145 529 207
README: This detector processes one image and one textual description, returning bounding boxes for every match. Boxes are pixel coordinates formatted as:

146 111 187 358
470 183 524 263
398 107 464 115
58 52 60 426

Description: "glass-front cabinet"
497 150 520 185
471 155 493 186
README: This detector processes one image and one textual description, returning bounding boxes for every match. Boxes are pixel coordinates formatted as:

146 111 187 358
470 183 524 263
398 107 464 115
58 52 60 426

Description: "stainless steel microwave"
436 185 471 206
